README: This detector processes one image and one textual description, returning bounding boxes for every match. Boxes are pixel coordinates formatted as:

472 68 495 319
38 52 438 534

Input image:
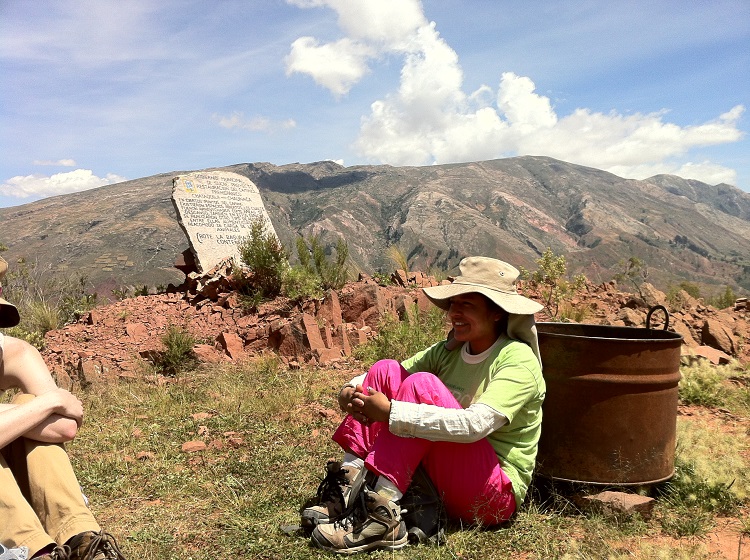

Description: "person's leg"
9 394 100 546
0 446 55 557
365 372 516 525
331 359 410 458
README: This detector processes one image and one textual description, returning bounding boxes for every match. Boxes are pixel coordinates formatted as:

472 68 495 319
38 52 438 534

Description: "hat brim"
423 282 543 315
0 298 20 328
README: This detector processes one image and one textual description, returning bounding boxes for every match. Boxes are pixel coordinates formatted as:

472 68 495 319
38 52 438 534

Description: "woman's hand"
338 385 356 413
351 386 391 424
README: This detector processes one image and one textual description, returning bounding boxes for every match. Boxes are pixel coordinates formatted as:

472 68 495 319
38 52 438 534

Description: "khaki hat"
0 256 20 328
423 256 543 315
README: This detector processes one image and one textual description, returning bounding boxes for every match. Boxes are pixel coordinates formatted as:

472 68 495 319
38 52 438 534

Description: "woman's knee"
396 372 455 405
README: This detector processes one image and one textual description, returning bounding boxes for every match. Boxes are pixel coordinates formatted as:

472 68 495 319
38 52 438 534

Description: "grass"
64 355 750 560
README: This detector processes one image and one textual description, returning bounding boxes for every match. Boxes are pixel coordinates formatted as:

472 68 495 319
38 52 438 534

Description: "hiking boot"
311 489 408 554
65 532 126 560
301 461 366 529
400 465 447 544
31 545 70 560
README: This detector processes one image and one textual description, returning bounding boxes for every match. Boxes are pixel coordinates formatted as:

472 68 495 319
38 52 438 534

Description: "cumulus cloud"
0 169 127 200
32 159 77 167
214 112 296 132
287 0 745 185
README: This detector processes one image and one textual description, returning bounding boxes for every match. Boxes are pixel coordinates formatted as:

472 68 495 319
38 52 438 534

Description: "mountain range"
1 156 748 296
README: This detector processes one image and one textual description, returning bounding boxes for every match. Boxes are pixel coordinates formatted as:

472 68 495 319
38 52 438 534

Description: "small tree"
613 256 649 298
284 234 350 301
520 248 587 320
235 218 288 300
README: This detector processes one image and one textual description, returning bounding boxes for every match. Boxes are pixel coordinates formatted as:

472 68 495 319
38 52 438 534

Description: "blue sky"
1 0 748 208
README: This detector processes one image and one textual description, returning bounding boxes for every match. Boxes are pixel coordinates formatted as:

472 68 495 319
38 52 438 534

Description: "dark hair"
478 294 509 336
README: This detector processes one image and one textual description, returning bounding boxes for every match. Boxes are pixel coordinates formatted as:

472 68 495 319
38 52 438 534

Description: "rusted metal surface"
536 322 683 486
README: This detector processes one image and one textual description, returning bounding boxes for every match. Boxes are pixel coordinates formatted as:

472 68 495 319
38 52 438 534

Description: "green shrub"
1 259 98 336
294 234 350 291
520 248 587 319
708 285 736 309
661 457 740 516
156 325 198 376
386 245 410 276
354 304 447 364
236 218 288 300
282 265 324 301
679 364 727 408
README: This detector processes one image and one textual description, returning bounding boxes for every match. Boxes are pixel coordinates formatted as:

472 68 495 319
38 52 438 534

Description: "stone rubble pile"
41 264 749 387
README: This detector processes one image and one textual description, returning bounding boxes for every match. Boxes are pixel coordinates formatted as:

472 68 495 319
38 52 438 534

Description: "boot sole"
311 534 409 554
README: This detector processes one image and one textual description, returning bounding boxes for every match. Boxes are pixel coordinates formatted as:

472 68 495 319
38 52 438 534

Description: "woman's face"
447 293 505 354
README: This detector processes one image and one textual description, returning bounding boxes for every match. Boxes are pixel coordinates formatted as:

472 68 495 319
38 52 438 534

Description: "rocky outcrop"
41 273 749 388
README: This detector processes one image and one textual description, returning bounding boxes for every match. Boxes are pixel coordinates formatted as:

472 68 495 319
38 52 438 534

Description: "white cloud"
214 112 296 132
0 169 127 200
285 36 374 97
288 1 746 186
32 159 77 167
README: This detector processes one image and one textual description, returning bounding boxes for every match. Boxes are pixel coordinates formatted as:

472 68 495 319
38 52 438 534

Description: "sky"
1 0 748 208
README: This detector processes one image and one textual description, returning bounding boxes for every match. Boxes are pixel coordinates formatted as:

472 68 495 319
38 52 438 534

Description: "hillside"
1 156 749 296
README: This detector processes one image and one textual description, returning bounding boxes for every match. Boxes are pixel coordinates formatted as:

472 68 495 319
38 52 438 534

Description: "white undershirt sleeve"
388 400 508 443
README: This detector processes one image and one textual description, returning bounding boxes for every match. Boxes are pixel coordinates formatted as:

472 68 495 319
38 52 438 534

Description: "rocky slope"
41 264 749 389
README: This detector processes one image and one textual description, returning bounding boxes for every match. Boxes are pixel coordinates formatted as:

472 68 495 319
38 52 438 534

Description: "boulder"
702 318 737 355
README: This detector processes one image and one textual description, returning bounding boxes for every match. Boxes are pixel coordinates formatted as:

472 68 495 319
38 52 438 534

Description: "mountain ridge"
1 156 748 296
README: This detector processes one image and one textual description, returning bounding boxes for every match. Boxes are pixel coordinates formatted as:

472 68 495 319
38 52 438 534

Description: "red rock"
125 323 148 341
318 290 343 328
578 491 655 519
217 332 245 360
316 347 342 364
193 343 224 363
702 318 736 355
181 440 207 453
302 313 326 354
693 345 732 365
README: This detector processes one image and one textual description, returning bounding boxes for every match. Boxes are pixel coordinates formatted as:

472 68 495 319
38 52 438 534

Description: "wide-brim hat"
423 256 543 315
0 256 20 328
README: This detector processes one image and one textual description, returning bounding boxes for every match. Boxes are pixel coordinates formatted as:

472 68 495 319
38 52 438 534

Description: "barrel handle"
646 305 670 331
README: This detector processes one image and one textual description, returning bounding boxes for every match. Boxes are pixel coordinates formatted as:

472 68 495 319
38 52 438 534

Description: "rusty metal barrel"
536 312 682 486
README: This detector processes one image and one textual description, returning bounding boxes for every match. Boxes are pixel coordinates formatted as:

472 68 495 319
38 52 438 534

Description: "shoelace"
331 488 373 530
50 545 71 560
315 464 350 506
76 532 126 560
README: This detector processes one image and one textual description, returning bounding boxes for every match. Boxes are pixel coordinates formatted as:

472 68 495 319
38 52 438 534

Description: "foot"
66 531 126 560
301 461 365 528
311 489 408 554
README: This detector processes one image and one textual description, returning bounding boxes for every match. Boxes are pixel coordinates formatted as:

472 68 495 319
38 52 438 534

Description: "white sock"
342 453 364 471
374 476 403 502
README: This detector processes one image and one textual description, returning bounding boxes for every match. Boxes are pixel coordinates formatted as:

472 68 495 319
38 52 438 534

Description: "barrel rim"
537 321 683 343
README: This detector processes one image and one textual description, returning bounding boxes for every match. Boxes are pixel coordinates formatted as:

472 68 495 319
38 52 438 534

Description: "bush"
1 258 98 337
679 364 727 408
295 234 350 290
156 325 198 376
282 234 350 302
354 304 447 364
282 266 323 301
520 248 587 320
236 218 288 300
708 285 736 309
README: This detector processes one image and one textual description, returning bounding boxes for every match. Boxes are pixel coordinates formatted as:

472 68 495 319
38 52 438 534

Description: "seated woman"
301 256 545 553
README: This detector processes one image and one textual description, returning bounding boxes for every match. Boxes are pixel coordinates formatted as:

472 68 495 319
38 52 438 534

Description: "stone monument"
172 171 278 272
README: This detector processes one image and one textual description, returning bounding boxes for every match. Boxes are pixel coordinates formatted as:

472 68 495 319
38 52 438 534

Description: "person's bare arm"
0 336 82 445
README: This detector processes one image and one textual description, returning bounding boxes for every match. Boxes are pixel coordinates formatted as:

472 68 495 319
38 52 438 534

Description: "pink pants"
333 359 516 525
